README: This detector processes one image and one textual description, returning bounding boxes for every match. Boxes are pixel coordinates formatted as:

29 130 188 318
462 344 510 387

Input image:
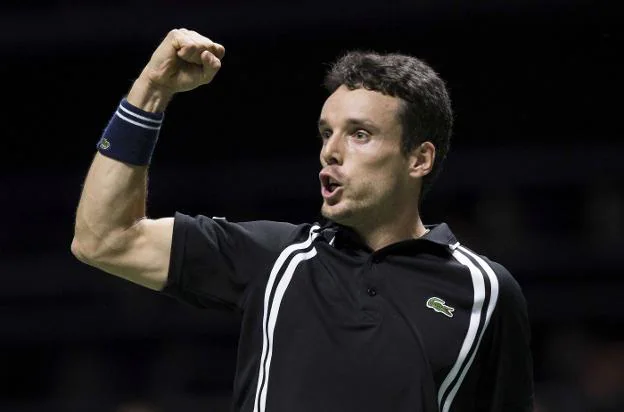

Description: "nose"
320 133 343 166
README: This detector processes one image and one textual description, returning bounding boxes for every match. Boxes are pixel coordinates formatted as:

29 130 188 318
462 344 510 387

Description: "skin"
72 27 434 291
318 85 435 251
72 29 224 291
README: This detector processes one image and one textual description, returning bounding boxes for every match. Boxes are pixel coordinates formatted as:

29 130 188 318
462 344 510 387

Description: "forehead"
320 85 402 127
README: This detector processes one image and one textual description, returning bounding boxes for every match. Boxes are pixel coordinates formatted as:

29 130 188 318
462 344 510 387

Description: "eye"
353 130 370 140
319 129 332 141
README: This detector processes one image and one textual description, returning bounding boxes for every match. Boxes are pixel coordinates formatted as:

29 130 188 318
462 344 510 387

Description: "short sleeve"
469 261 535 411
162 212 301 311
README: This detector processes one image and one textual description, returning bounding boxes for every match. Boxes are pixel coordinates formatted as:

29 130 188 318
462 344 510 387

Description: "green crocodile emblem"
99 138 111 150
426 297 455 318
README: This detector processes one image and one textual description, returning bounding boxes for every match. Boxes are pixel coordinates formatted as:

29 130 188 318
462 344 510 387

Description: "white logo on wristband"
99 138 111 150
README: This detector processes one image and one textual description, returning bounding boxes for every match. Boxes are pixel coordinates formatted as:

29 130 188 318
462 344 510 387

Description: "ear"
408 141 435 179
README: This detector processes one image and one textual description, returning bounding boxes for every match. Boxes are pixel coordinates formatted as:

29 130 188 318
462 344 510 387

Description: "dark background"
1 1 622 411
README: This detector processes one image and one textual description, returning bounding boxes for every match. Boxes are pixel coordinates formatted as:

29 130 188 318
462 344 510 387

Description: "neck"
355 207 427 251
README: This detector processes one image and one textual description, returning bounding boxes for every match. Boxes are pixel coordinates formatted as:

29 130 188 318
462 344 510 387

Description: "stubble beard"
320 195 371 229
321 199 353 225
321 185 401 234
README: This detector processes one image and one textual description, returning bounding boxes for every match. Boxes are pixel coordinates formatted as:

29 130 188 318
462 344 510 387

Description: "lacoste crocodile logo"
99 138 111 150
426 297 455 318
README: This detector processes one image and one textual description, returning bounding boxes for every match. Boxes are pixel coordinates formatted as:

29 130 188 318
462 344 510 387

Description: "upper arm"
163 213 301 310
72 217 174 291
474 261 534 411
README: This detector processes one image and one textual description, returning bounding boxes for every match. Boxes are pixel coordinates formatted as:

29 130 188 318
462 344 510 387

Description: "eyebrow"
317 118 380 132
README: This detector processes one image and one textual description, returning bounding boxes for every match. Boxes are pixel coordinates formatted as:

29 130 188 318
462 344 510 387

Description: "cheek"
348 166 395 201
344 146 404 197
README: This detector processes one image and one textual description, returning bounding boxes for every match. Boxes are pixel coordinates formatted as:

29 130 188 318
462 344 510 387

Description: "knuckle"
211 43 225 56
196 36 213 48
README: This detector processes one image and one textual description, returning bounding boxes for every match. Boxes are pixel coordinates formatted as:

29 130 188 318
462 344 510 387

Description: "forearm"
73 78 171 256
74 154 147 250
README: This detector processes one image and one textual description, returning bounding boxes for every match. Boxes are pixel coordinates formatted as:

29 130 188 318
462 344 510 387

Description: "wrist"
127 75 174 112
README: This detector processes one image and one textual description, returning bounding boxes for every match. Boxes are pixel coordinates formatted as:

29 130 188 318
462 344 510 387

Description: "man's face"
318 85 415 228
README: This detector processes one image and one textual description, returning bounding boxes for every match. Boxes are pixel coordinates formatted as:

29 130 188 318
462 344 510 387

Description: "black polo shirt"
163 212 534 412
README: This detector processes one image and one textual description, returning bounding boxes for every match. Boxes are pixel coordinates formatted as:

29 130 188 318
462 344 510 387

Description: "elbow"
71 216 98 263
71 235 96 264
71 216 113 264
71 225 131 266
71 227 111 265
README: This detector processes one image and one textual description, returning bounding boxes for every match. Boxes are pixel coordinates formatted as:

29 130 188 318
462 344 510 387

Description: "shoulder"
480 256 527 311
453 244 527 313
173 212 318 251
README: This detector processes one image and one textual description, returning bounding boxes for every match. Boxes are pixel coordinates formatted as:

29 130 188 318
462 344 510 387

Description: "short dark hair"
324 51 453 198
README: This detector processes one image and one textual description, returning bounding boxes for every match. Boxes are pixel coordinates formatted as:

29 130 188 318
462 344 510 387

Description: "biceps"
94 217 174 291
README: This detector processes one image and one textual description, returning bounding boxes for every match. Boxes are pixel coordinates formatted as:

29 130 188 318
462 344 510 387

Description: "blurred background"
1 0 622 411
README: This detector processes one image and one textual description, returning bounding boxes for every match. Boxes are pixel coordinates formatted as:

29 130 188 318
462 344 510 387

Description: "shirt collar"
422 222 459 249
316 218 459 251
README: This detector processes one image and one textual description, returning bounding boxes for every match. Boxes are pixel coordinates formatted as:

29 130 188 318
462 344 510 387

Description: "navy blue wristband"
96 98 164 166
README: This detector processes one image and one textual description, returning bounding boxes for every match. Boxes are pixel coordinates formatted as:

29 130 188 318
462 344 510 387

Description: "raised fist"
139 28 225 95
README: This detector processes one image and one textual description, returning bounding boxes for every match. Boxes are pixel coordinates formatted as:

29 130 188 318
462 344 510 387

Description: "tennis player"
72 28 534 411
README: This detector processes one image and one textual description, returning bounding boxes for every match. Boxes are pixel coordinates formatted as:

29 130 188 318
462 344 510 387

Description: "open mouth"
321 174 342 194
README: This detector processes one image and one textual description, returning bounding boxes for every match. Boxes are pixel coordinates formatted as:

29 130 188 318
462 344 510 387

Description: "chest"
248 247 475 386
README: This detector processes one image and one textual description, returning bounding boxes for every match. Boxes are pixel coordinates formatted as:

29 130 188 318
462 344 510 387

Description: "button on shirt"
163 213 534 412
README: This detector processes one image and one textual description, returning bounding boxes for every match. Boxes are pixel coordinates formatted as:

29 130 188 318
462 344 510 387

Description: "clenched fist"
128 29 225 112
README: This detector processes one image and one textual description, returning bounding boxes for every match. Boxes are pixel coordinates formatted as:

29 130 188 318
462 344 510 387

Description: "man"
72 28 534 411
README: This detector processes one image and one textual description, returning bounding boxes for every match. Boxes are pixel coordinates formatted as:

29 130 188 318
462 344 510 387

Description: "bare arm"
71 29 225 290
71 150 173 290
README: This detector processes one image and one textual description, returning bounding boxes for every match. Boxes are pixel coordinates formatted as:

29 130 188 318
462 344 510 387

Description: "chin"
321 202 357 226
